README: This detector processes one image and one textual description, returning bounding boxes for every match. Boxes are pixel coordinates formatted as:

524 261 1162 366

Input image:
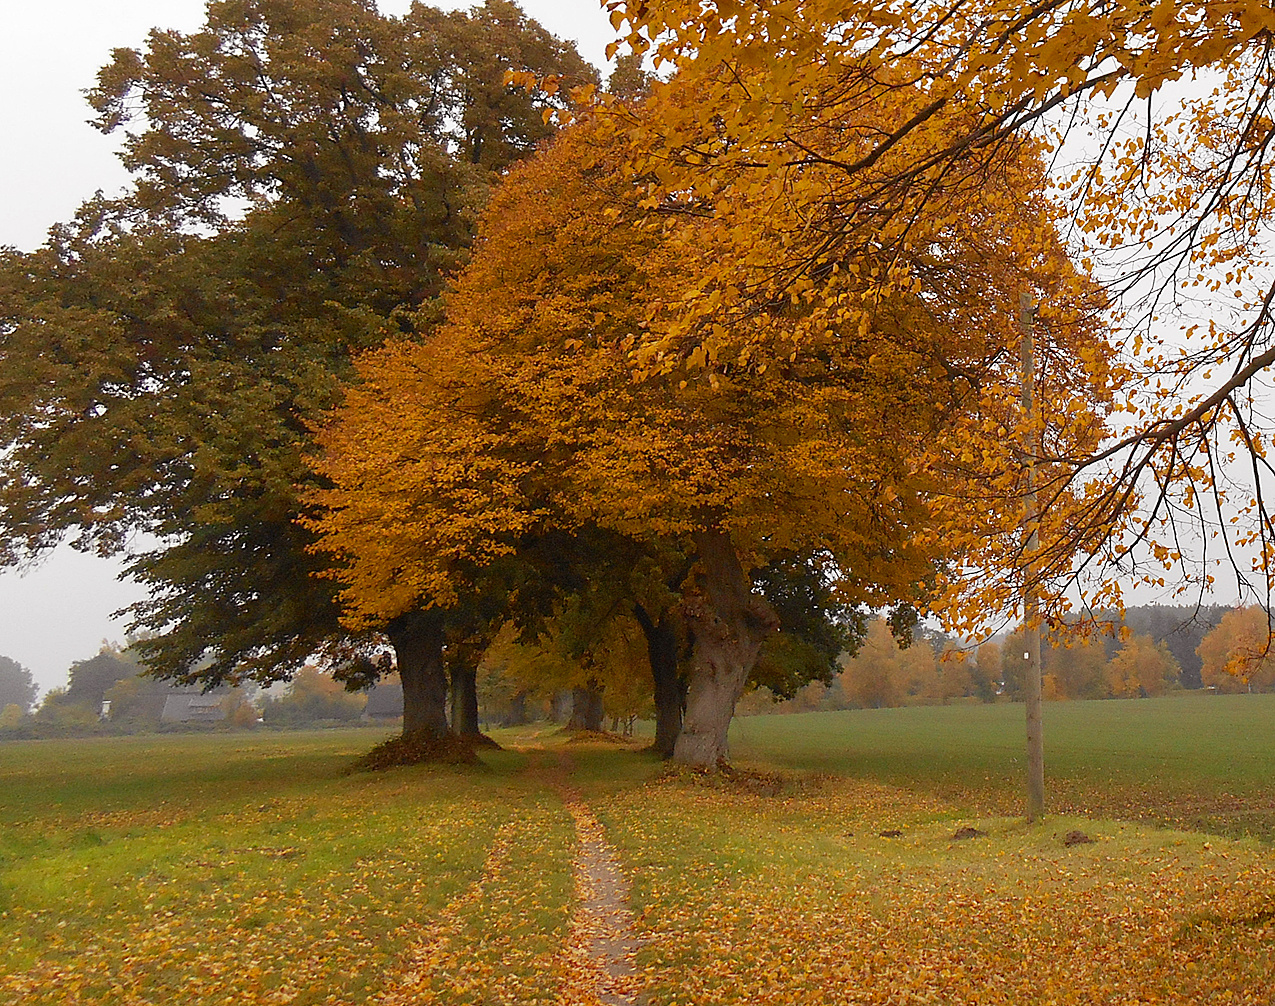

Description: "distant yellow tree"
1106 635 1180 698
971 642 1001 703
1197 607 1275 694
838 620 941 708
935 644 974 704
1046 637 1110 700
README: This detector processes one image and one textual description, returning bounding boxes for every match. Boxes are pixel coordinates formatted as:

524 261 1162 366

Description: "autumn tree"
0 0 593 738
1044 636 1110 701
933 643 976 705
600 0 1275 630
1106 634 1181 698
1197 607 1275 693
1121 605 1228 690
310 79 1111 765
971 642 1002 704
839 620 915 709
260 667 366 725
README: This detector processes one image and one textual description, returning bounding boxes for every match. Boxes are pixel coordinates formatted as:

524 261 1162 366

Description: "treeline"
0 647 379 739
743 604 1273 713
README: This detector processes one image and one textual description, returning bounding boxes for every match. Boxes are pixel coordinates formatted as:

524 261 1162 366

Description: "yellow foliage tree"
309 81 1112 764
838 620 944 709
1046 637 1111 701
600 0 1275 621
1197 607 1275 693
1106 635 1181 699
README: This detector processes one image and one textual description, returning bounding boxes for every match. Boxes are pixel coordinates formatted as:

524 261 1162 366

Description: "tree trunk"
551 690 573 723
567 679 605 731
673 530 779 767
502 689 530 727
634 602 686 759
386 610 448 739
449 664 480 736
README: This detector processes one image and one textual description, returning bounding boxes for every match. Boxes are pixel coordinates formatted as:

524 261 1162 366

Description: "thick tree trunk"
386 610 448 739
673 530 779 768
449 664 480 736
567 679 605 731
634 602 686 759
502 689 530 727
551 690 573 723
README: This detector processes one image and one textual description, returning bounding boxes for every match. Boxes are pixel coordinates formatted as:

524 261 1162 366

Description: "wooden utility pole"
1020 290 1045 822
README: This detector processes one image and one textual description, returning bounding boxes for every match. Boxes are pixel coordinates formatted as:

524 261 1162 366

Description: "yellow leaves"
600 763 1275 1006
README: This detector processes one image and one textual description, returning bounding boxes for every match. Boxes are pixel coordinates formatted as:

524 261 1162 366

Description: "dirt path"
550 747 647 1006
378 747 647 1006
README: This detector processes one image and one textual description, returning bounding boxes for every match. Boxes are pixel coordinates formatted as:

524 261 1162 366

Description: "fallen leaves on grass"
353 732 478 770
602 777 1275 1005
0 783 536 1005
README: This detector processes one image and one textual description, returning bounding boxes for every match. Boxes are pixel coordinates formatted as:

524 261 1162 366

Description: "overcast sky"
0 0 620 695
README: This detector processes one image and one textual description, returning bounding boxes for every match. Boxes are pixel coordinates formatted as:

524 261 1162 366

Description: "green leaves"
0 1 594 685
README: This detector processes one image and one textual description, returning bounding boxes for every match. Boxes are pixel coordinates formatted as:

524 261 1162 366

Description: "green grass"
2 700 1274 1004
0 729 576 1004
729 692 1275 838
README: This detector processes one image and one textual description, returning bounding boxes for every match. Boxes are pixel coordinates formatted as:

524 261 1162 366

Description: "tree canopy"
0 656 38 715
0 0 593 692
308 80 1114 762
599 0 1275 615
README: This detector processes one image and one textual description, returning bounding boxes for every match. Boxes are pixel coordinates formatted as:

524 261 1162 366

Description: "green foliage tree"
102 673 171 725
0 656 38 714
63 647 141 710
0 0 593 738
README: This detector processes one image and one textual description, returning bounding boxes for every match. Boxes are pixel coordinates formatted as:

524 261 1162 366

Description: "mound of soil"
1062 829 1096 847
353 732 480 770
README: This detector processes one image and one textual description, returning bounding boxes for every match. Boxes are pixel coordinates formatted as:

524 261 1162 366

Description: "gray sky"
0 0 619 695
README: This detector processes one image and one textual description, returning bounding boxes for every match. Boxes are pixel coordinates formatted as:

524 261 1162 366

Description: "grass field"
730 692 1275 840
1 697 1273 1004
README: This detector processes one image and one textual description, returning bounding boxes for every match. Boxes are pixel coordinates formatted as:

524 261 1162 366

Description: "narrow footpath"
558 800 646 1006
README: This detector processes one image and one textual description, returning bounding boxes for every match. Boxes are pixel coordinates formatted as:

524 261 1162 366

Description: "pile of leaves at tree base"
655 761 822 798
353 732 481 770
563 728 636 745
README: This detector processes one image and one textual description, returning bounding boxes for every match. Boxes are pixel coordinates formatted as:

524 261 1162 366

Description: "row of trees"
745 605 1275 714
4 0 1275 766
